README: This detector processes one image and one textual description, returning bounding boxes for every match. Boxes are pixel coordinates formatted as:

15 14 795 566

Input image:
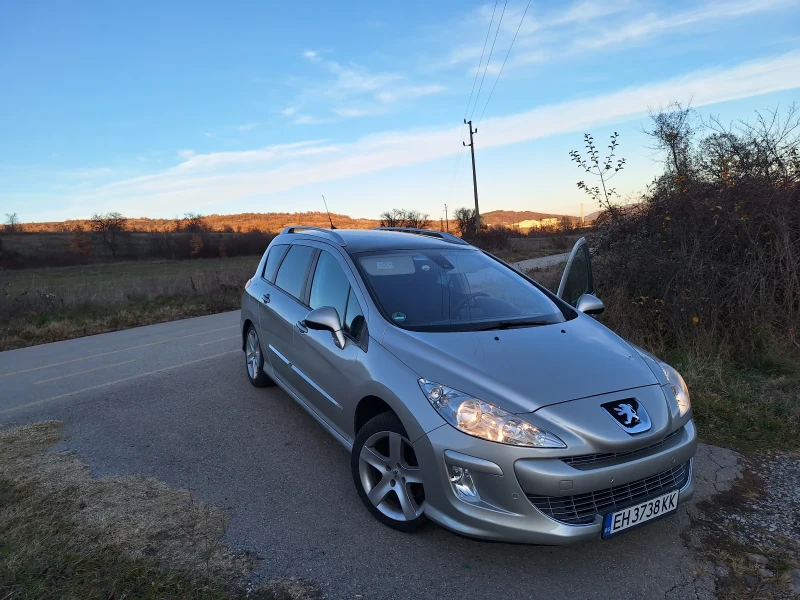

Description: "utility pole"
463 119 480 232
444 203 449 232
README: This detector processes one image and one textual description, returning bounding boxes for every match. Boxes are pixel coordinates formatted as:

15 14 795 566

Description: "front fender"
348 337 445 443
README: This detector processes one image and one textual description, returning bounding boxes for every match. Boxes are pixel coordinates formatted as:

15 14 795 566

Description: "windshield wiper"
477 319 552 331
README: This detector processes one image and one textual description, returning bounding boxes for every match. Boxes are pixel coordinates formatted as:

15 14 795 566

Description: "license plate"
602 489 679 538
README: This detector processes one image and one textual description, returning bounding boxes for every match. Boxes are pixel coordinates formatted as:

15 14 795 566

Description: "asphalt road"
0 310 719 600
512 252 571 272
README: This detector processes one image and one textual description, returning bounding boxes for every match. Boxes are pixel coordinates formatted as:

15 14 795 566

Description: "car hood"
379 315 659 414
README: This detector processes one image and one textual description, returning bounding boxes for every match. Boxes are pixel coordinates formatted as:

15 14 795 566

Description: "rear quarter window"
262 244 289 282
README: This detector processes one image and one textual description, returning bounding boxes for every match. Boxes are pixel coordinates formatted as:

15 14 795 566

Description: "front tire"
351 412 426 532
244 325 273 388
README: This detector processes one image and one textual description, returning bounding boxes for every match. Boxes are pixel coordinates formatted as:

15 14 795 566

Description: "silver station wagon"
240 226 696 543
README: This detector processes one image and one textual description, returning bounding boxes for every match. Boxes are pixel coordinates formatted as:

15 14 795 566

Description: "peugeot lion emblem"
601 398 651 434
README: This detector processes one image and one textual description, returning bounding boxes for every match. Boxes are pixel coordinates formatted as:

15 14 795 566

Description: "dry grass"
0 256 255 306
0 294 241 351
0 257 255 351
0 421 315 600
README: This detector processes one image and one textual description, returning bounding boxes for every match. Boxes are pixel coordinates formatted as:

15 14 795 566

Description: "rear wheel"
351 412 426 532
245 325 273 388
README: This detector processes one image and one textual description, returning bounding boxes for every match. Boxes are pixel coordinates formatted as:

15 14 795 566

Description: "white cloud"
281 107 298 116
65 52 800 216
177 149 195 159
582 0 794 50
298 50 445 118
236 123 258 132
447 0 794 73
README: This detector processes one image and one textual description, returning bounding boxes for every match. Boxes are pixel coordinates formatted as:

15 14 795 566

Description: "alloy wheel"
358 430 425 521
246 328 261 380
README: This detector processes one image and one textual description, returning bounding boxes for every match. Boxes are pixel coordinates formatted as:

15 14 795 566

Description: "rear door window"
274 245 314 301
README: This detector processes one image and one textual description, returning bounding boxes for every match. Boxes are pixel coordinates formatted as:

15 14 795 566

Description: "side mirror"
576 294 605 316
303 306 346 348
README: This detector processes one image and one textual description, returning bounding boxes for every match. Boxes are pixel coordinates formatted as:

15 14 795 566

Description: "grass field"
0 257 258 351
1 256 257 302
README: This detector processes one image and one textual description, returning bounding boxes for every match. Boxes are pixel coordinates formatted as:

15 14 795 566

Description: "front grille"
527 461 690 526
561 429 681 467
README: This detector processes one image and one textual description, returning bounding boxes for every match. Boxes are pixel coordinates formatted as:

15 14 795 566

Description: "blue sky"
1 0 799 223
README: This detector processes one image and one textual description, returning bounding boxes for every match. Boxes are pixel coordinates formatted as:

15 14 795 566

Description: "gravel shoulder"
688 449 800 598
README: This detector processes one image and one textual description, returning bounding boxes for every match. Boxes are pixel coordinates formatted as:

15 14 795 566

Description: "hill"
14 208 596 234
16 211 380 234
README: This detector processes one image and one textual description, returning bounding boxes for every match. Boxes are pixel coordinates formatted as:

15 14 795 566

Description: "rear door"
290 246 368 438
258 242 316 384
249 243 288 347
557 237 594 307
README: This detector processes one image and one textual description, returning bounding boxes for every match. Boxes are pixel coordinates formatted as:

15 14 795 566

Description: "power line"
446 1 501 203
477 0 532 125
463 0 498 122
469 0 508 121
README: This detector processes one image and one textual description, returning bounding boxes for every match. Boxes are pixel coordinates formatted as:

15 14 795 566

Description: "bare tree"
569 132 626 209
4 212 20 233
453 207 477 237
69 224 93 257
378 208 430 229
379 209 405 228
177 212 207 232
560 216 576 233
90 212 128 259
646 101 697 178
402 209 430 229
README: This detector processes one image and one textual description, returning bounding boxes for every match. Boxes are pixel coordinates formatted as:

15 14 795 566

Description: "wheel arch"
242 318 255 350
354 395 394 436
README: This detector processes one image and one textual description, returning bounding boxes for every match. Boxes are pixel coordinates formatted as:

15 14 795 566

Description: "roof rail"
373 227 470 246
281 226 346 247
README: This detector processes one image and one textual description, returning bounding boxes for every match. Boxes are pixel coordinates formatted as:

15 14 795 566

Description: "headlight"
659 362 691 417
418 379 566 448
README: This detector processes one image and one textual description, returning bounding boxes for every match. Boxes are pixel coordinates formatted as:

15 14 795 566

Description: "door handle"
262 293 270 304
295 321 308 334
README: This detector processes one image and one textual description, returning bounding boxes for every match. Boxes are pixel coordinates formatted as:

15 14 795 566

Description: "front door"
291 247 368 438
557 237 595 307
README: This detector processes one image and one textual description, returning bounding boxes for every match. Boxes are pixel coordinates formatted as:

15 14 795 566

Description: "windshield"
355 249 565 331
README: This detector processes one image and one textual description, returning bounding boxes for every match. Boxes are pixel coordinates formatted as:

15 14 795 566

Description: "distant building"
515 217 560 231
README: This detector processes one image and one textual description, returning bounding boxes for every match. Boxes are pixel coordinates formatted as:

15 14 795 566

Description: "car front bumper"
413 419 697 544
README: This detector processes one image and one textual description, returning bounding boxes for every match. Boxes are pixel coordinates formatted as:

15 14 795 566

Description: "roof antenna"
322 194 337 229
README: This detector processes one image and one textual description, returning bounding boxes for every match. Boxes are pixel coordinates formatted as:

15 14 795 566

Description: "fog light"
447 464 480 502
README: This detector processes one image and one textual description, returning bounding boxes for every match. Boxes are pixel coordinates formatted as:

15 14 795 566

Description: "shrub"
588 105 800 359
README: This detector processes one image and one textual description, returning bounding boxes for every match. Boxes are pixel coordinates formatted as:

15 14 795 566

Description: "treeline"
0 230 276 269
4 211 380 234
